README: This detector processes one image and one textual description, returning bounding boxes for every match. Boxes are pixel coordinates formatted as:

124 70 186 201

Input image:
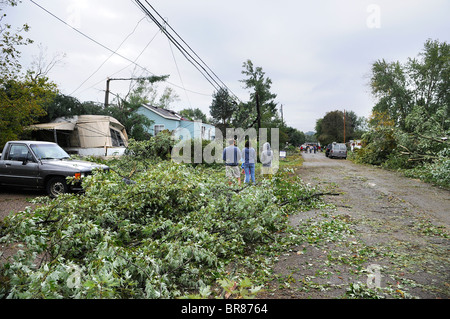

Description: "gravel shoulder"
265 152 450 299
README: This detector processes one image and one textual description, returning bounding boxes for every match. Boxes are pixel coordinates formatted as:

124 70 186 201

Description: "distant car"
325 144 332 157
0 141 109 197
328 143 347 159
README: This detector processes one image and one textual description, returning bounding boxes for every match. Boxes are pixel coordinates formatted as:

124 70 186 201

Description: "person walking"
260 142 273 176
242 140 256 184
222 139 242 186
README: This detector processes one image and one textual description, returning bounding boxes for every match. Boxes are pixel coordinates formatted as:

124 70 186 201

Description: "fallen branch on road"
279 191 340 207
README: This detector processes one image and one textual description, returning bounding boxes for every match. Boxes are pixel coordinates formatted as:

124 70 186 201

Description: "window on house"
154 124 165 135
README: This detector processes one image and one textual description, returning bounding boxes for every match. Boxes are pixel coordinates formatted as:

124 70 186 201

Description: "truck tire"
46 176 68 198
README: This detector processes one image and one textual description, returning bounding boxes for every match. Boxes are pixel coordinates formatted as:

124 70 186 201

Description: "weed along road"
267 151 450 299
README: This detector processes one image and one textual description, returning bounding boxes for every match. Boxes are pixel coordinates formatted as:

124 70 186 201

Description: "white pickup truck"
0 141 108 197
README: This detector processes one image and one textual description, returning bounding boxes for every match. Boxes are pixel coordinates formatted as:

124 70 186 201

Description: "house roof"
141 104 183 121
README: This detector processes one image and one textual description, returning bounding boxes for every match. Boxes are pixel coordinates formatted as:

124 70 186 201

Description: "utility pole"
343 109 346 144
255 92 261 141
105 78 111 107
280 104 284 124
104 77 149 107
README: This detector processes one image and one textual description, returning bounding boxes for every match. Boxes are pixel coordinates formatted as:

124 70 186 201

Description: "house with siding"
137 104 216 140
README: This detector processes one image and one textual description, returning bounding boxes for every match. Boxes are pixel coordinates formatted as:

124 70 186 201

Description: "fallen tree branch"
279 192 340 206
398 144 440 162
410 132 449 145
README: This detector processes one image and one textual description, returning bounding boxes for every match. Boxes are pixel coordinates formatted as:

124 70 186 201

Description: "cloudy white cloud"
6 0 450 133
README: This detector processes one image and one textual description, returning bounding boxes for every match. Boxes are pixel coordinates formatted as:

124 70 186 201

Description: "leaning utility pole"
104 77 149 107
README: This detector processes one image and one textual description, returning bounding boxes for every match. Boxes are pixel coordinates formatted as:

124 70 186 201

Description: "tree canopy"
233 60 280 129
354 39 449 187
0 1 58 147
315 110 365 146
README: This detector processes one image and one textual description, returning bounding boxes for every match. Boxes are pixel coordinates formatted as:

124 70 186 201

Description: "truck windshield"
31 144 71 160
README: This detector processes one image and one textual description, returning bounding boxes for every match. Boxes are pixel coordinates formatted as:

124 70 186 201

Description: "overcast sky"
6 0 450 133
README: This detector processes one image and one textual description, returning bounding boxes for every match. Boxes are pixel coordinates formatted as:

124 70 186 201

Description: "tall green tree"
180 107 208 123
209 87 236 134
0 0 33 79
315 110 352 146
370 39 449 135
233 60 279 129
370 60 411 130
404 39 449 136
366 39 449 164
0 73 57 147
315 110 367 146
284 126 305 146
0 0 58 147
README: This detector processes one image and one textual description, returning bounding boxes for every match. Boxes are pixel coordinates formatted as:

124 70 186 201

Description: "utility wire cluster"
28 0 239 105
133 0 240 102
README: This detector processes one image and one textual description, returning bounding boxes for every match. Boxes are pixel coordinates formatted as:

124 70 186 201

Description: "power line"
167 29 192 109
134 0 221 91
28 0 211 98
29 0 139 68
146 1 232 93
70 16 147 95
77 29 210 98
133 0 241 102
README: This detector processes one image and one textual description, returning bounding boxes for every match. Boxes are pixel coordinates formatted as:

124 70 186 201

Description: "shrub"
125 131 175 163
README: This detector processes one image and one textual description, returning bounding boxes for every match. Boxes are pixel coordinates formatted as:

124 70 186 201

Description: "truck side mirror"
19 152 33 165
17 156 28 165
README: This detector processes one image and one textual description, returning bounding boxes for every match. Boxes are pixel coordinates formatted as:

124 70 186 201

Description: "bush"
125 131 175 163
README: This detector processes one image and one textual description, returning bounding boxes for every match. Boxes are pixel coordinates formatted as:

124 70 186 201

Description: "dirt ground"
264 151 450 299
0 188 43 221
0 187 44 264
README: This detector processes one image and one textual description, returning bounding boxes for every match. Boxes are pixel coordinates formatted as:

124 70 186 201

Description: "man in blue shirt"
222 139 241 186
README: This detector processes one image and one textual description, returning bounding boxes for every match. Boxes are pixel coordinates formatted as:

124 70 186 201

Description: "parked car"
325 144 332 157
328 142 347 159
0 141 109 197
